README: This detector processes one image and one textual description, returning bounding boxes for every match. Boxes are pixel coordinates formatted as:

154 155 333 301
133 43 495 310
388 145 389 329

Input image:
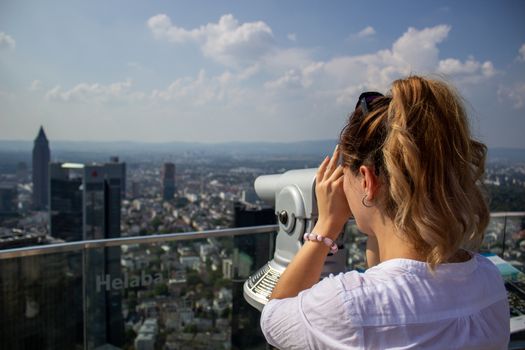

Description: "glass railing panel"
501 214 525 270
1 213 525 349
480 213 525 271
0 230 278 350
0 251 84 349
345 213 525 272
481 215 507 256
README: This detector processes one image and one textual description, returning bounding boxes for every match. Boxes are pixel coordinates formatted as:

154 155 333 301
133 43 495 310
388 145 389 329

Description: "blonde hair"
340 76 489 267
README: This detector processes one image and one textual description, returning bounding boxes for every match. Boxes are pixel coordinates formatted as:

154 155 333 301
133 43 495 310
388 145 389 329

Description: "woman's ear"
359 165 380 201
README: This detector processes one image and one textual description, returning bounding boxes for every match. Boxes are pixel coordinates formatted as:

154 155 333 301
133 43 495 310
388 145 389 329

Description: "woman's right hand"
313 145 352 239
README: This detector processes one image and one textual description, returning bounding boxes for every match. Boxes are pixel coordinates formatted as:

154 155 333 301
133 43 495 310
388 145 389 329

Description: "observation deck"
0 212 524 349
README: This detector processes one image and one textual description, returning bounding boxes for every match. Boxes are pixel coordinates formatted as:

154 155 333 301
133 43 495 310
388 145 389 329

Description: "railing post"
502 215 508 258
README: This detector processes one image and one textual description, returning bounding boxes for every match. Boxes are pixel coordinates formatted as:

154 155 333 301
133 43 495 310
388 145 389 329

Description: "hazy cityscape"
0 128 339 350
0 128 524 350
0 131 524 245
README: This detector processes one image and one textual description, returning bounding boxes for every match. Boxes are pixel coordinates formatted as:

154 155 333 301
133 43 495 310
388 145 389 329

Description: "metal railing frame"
0 224 279 260
0 211 523 261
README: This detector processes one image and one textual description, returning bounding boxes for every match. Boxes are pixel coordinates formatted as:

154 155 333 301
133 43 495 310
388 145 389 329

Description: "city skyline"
0 1 524 148
1 123 524 347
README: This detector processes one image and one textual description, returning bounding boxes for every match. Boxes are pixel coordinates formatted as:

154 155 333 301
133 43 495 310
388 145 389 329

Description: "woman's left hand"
314 145 352 239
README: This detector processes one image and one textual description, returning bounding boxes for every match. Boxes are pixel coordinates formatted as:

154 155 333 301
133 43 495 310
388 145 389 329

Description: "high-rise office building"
49 163 83 242
16 162 28 180
49 161 124 241
32 126 50 210
0 183 18 226
161 162 176 200
1 165 84 349
131 180 140 199
48 161 125 349
109 156 126 199
82 163 124 348
0 184 18 215
231 201 276 349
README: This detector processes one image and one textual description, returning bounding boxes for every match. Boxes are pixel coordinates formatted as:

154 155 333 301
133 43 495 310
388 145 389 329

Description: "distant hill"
487 148 525 163
0 139 339 157
0 139 523 161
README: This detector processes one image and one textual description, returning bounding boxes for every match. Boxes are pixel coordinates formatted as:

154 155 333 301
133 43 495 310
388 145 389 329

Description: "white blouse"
260 253 509 349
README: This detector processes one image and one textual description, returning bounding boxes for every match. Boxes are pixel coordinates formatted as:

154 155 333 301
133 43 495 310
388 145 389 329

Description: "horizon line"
0 138 338 145
0 139 524 150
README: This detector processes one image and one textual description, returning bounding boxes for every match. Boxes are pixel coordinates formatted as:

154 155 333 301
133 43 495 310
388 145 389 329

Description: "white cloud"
43 70 250 107
287 33 297 42
39 23 501 143
266 25 449 100
53 24 492 115
0 89 16 100
29 80 42 91
147 16 491 107
147 13 274 67
262 47 313 72
147 14 201 43
518 43 525 62
498 83 525 109
45 79 137 103
356 26 376 38
151 70 220 104
264 69 304 90
0 32 16 50
437 57 495 78
391 25 450 71
481 61 495 77
150 68 257 106
264 24 496 108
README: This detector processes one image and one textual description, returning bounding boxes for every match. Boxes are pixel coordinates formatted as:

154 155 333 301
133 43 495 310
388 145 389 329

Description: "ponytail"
340 76 489 267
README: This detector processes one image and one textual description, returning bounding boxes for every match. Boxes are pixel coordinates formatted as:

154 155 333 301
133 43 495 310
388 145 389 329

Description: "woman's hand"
269 145 352 300
314 145 352 239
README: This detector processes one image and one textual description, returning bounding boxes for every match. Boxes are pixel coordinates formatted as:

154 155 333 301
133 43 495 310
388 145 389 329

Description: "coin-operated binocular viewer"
243 168 348 311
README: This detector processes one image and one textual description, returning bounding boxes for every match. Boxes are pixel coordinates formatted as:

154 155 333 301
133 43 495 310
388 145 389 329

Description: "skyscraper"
231 201 276 349
0 184 18 215
161 162 176 200
49 161 124 241
82 163 124 348
32 126 50 210
48 161 125 348
49 163 83 242
131 181 140 199
16 162 28 181
109 156 126 199
1 163 85 350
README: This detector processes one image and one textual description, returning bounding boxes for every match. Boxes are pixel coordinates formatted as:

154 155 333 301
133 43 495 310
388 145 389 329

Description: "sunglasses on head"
356 91 384 115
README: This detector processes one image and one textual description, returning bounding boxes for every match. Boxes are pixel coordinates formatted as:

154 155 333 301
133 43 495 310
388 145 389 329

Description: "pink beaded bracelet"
303 232 338 254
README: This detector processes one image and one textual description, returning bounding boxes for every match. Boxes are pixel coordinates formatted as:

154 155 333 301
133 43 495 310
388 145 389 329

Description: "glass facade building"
161 163 176 201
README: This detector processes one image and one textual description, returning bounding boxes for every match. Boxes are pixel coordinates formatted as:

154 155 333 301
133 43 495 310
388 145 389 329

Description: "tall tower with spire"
32 126 50 210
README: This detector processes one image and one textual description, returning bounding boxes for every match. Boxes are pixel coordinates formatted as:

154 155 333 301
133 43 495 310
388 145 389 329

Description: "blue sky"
0 0 524 147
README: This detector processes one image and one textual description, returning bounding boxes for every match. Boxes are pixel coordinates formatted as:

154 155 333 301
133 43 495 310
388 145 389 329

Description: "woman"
260 76 510 349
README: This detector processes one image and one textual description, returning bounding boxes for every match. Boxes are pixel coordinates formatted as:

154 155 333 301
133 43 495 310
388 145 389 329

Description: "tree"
154 283 169 296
